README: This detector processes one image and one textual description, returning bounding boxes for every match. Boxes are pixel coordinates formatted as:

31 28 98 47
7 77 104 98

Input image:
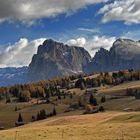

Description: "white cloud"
0 38 46 67
123 30 140 40
66 36 116 57
66 37 86 47
78 28 100 33
86 36 116 56
0 0 107 25
98 0 140 24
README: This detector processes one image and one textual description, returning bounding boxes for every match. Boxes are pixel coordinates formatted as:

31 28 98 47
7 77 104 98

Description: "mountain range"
85 39 140 73
0 67 28 86
1 38 140 86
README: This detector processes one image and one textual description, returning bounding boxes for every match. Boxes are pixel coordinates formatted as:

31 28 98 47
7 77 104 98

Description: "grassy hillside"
98 80 140 94
0 70 140 139
1 74 140 128
0 111 140 140
0 97 75 128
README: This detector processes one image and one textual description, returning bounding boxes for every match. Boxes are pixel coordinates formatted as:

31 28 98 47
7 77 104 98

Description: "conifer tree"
53 107 56 116
18 113 23 122
89 94 98 106
101 95 106 103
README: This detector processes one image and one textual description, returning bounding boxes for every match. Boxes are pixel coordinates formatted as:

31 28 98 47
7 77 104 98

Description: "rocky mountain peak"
113 38 135 44
96 47 109 55
85 38 140 73
111 38 140 60
28 39 91 82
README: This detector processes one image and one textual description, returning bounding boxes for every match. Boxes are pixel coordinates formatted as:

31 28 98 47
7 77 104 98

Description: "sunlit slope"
0 111 140 140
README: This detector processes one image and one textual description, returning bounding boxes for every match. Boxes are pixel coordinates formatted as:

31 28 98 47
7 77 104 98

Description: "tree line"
0 69 140 103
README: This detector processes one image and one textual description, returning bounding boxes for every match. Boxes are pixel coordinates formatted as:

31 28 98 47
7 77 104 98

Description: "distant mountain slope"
28 39 91 82
0 67 28 86
85 39 140 73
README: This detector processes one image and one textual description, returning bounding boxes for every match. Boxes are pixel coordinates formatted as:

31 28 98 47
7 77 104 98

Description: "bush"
89 94 98 106
84 104 94 114
53 108 57 116
6 97 11 103
32 115 36 121
15 106 18 111
126 88 135 96
99 106 105 112
75 78 86 89
37 109 47 120
101 96 106 103
19 90 31 102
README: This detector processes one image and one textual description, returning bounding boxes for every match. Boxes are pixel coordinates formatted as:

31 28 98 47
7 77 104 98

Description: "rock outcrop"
28 39 91 82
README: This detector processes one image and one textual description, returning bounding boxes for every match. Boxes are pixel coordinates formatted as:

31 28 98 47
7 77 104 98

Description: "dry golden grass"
1 79 140 139
1 80 140 130
99 80 140 94
0 101 68 128
68 79 140 96
0 111 140 140
67 88 85 95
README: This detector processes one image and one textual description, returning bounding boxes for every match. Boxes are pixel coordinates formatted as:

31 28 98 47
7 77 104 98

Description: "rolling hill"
0 111 140 140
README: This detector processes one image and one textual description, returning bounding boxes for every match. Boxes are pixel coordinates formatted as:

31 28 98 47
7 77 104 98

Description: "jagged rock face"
110 39 140 60
85 39 140 73
84 48 110 73
28 39 91 82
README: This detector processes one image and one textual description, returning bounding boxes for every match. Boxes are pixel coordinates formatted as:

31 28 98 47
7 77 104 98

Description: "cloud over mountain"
86 36 116 56
0 35 116 67
66 37 86 47
0 38 46 67
67 36 116 57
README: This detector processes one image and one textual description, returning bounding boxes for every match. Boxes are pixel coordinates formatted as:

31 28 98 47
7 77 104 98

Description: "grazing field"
0 100 70 128
1 72 140 139
98 80 140 94
1 80 140 129
0 111 140 140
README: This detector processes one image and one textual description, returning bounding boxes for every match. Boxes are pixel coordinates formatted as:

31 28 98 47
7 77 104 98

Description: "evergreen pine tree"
99 106 105 112
78 100 82 107
18 113 23 122
80 82 85 90
53 108 56 116
101 95 106 103
15 106 18 111
89 94 98 106
93 97 98 106
37 112 40 120
89 94 94 104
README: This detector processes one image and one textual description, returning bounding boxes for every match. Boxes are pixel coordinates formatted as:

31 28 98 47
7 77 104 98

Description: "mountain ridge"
85 38 140 73
1 38 140 86
0 66 28 86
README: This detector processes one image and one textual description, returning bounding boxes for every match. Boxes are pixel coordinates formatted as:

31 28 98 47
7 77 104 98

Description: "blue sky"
0 0 140 67
0 3 104 44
